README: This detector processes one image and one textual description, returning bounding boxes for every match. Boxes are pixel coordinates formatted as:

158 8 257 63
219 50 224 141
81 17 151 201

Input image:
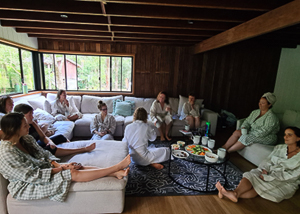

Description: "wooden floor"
120 127 300 214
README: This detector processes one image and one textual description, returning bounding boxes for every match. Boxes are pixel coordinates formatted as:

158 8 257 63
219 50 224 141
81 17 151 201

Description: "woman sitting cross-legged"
123 107 170 170
0 112 130 202
51 89 82 121
180 93 201 130
14 103 95 157
90 100 116 140
216 126 300 203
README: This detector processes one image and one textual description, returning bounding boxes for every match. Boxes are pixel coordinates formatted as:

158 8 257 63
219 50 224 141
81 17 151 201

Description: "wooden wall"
38 39 282 118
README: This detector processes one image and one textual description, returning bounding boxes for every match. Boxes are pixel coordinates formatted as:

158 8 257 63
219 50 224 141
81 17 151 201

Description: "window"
0 43 35 95
42 53 133 92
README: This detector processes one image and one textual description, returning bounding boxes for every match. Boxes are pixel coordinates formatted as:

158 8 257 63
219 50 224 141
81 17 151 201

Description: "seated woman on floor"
216 126 300 203
51 90 82 121
180 93 201 130
123 107 170 170
0 95 14 139
0 112 130 202
150 91 173 141
14 103 95 157
222 92 279 153
90 100 116 140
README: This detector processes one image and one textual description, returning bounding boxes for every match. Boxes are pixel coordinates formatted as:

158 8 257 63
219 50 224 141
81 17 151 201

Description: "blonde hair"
133 107 148 123
97 100 106 110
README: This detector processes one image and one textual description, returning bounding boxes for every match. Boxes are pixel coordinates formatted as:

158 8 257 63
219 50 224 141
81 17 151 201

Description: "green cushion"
112 99 135 116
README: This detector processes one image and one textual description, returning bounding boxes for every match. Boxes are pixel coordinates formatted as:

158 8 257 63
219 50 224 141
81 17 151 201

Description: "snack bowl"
177 141 185 147
171 144 180 150
172 150 189 159
205 152 218 163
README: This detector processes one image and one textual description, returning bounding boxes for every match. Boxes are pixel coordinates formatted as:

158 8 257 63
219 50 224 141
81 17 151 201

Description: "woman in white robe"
180 93 200 129
216 126 300 203
222 92 279 152
150 91 173 141
51 90 82 121
90 101 116 140
123 107 170 170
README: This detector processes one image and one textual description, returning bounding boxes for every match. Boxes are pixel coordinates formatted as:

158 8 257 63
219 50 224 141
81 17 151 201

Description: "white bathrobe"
123 120 170 166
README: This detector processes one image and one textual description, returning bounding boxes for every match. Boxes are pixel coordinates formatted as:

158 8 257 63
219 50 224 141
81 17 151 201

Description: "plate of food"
172 150 189 159
185 144 212 156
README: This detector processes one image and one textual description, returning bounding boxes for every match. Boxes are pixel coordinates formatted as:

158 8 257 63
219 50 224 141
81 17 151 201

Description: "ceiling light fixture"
188 20 194 24
60 14 68 18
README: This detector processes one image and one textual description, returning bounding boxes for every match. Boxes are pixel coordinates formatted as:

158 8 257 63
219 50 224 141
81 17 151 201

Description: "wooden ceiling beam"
79 0 291 11
105 4 263 22
194 0 300 54
0 9 107 25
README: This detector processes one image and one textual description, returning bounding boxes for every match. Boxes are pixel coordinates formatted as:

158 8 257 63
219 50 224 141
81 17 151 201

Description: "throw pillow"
27 96 46 110
44 100 52 114
68 96 80 114
33 108 55 123
177 95 204 115
112 99 135 116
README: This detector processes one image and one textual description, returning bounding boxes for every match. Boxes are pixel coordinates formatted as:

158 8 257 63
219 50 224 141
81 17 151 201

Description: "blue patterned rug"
125 141 243 196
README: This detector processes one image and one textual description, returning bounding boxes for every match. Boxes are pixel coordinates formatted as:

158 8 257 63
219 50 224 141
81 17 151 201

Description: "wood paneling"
38 39 281 118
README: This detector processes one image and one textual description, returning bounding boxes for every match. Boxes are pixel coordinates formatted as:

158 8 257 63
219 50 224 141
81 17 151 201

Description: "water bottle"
205 121 211 137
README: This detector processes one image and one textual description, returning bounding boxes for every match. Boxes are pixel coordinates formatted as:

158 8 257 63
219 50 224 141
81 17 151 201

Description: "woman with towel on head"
150 91 173 141
51 90 82 121
217 126 300 203
123 107 170 170
222 92 280 153
90 100 116 140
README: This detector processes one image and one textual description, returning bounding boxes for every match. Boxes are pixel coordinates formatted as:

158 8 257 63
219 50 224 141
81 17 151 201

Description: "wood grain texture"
38 39 281 118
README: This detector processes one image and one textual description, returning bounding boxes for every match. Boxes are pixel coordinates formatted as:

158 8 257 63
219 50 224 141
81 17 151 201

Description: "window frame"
0 41 36 96
40 51 135 95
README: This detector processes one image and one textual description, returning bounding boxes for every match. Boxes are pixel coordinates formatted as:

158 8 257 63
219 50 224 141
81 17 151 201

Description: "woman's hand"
45 130 55 137
259 174 265 181
62 99 69 107
61 162 82 170
166 106 171 112
46 140 57 149
51 166 63 174
262 169 268 175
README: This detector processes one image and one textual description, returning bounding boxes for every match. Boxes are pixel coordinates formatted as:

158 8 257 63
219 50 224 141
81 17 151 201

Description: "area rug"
125 140 243 196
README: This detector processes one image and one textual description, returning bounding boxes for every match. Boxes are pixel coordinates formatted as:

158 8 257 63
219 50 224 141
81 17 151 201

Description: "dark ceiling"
0 0 299 48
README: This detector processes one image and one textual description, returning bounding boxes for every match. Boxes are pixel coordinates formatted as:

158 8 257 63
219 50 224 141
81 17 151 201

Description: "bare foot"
150 163 164 170
221 188 238 203
166 136 172 141
215 181 223 199
113 168 130 179
160 137 166 141
118 154 131 169
85 143 96 152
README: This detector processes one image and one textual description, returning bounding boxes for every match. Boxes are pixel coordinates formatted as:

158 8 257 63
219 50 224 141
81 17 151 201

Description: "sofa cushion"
169 97 179 116
33 108 55 122
124 96 144 110
144 98 155 113
52 121 75 140
178 95 204 115
81 95 123 114
13 99 31 111
113 99 135 116
27 96 46 110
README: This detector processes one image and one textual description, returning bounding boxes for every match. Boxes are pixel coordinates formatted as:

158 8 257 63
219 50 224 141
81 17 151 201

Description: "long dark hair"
1 112 39 156
285 126 300 147
0 95 12 114
156 91 169 104
14 103 33 114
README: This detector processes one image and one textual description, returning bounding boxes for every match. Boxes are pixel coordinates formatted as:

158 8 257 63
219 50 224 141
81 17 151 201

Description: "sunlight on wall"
0 23 38 49
274 45 300 113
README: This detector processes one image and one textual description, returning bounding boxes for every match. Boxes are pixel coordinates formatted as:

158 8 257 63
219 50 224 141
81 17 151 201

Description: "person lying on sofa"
0 112 131 202
14 103 95 157
123 107 170 170
150 91 173 141
222 92 279 153
0 95 14 139
180 93 201 130
216 126 300 203
90 100 116 140
51 89 82 121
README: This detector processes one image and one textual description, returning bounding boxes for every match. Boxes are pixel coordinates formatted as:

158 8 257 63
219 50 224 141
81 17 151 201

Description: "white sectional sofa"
0 140 128 214
13 93 219 139
237 109 300 166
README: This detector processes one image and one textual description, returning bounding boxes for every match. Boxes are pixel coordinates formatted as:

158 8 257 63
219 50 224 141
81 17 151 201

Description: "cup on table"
208 139 215 149
202 136 208 146
192 135 200 144
241 127 247 135
185 124 190 131
217 148 226 159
